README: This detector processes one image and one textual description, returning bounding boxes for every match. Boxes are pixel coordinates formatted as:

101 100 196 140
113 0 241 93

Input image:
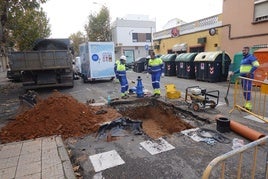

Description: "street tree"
11 8 50 51
84 5 111 42
0 0 49 52
69 31 86 56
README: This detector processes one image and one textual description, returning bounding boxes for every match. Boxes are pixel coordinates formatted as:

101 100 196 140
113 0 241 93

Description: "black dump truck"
8 39 74 89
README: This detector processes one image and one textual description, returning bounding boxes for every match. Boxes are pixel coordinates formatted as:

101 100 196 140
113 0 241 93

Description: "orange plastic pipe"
230 120 265 141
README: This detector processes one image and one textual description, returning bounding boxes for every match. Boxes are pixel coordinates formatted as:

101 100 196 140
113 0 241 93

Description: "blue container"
136 76 144 98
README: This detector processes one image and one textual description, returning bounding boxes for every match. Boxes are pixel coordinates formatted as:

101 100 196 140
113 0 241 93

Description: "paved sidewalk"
0 136 75 179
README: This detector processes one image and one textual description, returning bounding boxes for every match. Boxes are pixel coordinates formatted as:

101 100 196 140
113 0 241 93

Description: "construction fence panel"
230 76 268 123
202 136 268 179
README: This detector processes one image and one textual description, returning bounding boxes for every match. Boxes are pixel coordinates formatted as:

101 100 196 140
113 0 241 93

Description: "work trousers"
119 75 128 94
151 71 161 90
241 74 253 101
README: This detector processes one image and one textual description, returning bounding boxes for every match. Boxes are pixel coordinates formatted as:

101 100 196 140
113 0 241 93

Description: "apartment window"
137 33 146 42
254 0 268 22
132 33 151 42
146 33 151 42
132 33 138 42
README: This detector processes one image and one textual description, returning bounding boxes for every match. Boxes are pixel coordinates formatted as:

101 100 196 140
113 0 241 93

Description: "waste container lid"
194 51 229 62
135 57 147 64
160 54 168 61
162 54 177 62
175 53 198 62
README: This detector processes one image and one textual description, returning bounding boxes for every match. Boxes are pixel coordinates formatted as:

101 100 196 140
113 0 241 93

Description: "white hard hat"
120 55 127 61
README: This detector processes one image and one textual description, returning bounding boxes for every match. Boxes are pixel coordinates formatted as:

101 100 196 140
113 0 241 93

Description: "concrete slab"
140 137 175 155
89 150 125 172
0 136 75 179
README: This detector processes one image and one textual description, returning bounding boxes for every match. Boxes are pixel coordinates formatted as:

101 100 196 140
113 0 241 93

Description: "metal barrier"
202 136 268 179
229 76 268 123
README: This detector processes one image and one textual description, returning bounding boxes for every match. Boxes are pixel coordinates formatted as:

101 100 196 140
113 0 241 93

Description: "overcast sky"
42 0 223 38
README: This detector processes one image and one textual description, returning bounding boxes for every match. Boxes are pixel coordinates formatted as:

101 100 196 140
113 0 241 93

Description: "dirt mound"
120 105 193 139
0 91 122 143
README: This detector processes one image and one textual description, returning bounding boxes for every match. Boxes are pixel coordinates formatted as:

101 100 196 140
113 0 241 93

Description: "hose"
197 128 231 144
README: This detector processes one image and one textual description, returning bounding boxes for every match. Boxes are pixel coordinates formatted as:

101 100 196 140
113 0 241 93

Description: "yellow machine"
165 84 181 99
185 86 219 111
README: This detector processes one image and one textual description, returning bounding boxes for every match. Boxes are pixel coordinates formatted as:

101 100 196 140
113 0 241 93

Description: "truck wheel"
83 76 88 83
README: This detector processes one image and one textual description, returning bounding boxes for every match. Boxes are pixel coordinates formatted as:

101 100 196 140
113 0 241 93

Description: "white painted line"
89 150 125 172
140 138 175 155
244 115 266 123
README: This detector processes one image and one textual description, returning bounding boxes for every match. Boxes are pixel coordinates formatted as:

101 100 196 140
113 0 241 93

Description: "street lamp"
151 27 153 50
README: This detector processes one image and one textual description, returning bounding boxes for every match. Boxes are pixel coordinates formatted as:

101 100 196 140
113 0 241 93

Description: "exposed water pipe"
230 120 265 141
215 115 265 141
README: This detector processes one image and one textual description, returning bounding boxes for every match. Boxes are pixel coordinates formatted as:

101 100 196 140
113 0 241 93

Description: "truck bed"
9 50 72 71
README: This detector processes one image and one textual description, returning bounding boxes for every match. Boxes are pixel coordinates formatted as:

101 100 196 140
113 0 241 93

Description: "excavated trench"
110 98 210 139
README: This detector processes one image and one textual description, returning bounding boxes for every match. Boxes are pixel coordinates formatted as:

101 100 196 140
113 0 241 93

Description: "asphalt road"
0 70 268 178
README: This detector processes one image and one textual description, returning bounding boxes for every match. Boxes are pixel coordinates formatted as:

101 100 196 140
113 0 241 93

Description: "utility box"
79 42 115 82
194 51 231 82
162 54 177 76
175 52 198 79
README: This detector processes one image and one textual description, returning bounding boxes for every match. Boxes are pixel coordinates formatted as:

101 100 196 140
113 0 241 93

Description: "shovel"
224 80 231 106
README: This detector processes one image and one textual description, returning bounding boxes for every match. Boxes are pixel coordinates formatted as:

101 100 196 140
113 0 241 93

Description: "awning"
172 43 187 52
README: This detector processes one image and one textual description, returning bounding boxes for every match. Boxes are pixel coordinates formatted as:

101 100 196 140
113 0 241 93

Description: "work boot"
243 101 252 111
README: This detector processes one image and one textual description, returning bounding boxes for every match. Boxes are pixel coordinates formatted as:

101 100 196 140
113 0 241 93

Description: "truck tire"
83 76 88 83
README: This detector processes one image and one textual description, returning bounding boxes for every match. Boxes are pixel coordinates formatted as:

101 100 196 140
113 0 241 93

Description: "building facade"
153 14 223 55
221 0 268 57
153 0 268 59
111 15 156 63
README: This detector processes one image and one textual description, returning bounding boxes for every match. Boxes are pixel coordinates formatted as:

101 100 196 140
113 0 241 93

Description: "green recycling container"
230 52 242 83
194 51 231 82
175 53 198 79
162 54 177 76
